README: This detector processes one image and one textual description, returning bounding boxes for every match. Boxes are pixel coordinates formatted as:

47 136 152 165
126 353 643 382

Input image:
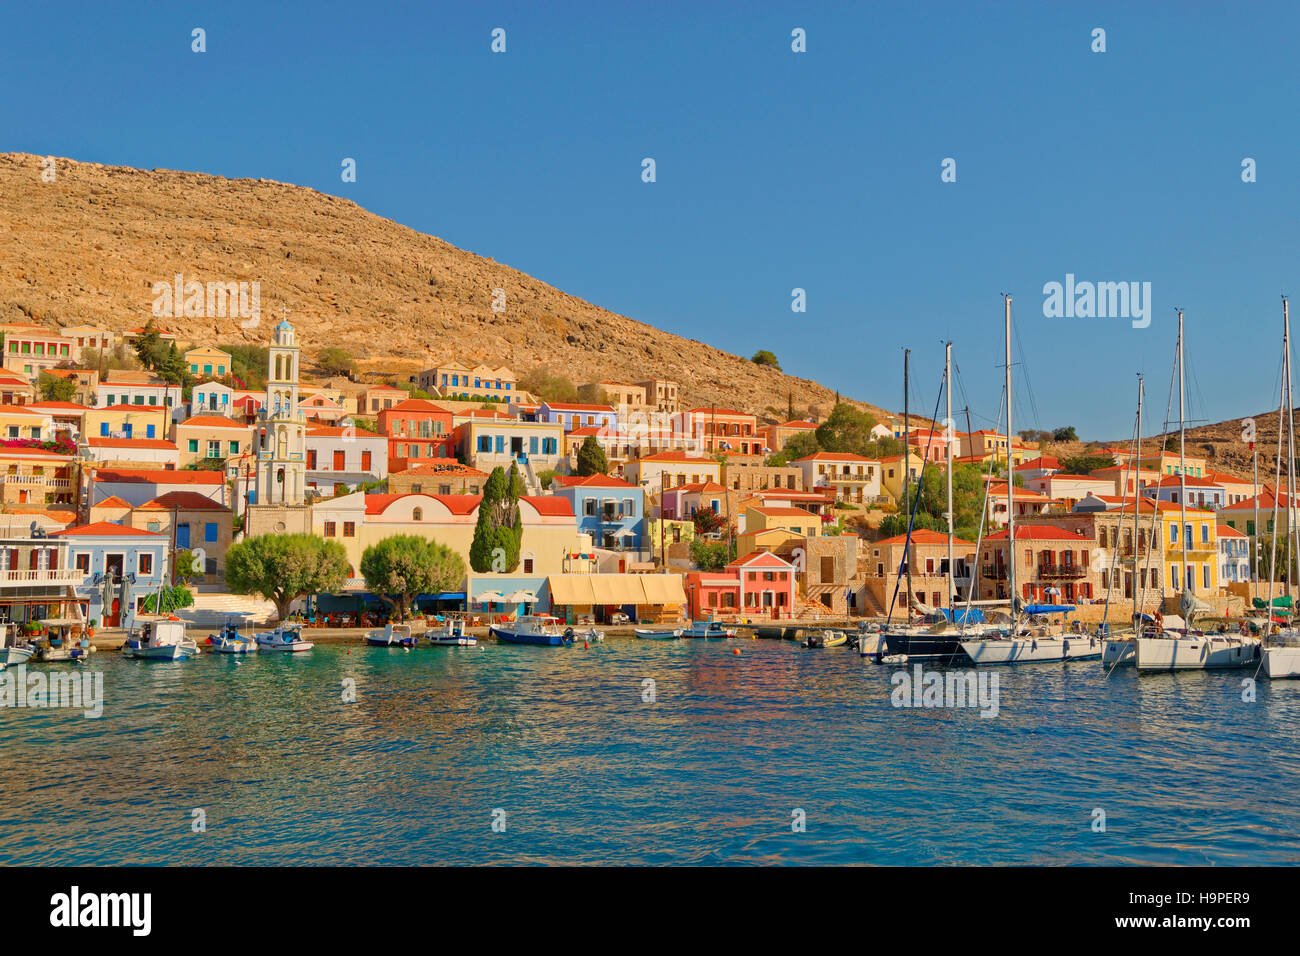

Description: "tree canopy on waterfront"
225 533 351 621
360 535 464 621
469 466 522 572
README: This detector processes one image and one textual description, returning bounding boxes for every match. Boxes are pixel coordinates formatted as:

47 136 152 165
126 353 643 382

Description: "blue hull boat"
490 616 574 645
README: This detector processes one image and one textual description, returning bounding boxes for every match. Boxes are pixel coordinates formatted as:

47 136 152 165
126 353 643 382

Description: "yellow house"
1158 504 1219 594
0 405 54 442
85 404 170 443
175 415 254 468
878 451 926 505
625 452 722 492
184 346 233 380
308 491 588 579
744 505 820 539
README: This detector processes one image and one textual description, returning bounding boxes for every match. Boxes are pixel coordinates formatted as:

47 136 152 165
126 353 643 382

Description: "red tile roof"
52 521 164 537
553 474 637 489
136 492 231 511
985 526 1090 542
873 528 977 548
88 437 178 450
94 468 224 485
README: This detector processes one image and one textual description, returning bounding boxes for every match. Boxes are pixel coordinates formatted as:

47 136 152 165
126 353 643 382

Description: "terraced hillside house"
720 462 803 493
83 436 179 469
376 399 454 468
0 405 54 442
0 372 36 406
682 550 798 621
1021 506 1164 607
192 381 234 417
125 492 233 580
175 415 254 469
86 404 169 444
91 468 228 508
537 401 618 433
636 378 680 414
454 418 565 490
360 383 407 415
184 346 232 380
305 424 388 496
859 528 977 617
551 474 647 565
672 407 760 456
759 419 817 454
793 452 882 505
1 324 77 379
977 525 1101 604
387 461 488 495
1218 487 1300 538
1218 525 1250 585
418 362 517 401
625 452 721 492
0 446 76 507
310 492 588 582
1142 475 1228 510
53 522 169 629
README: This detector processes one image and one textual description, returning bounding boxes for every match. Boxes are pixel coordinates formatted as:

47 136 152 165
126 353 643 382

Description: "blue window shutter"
146 425 155 438
205 522 218 543
100 422 108 436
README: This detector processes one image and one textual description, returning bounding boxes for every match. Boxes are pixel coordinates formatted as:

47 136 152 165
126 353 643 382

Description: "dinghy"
426 616 476 646
365 622 418 647
207 620 257 654
256 625 315 652
634 626 682 640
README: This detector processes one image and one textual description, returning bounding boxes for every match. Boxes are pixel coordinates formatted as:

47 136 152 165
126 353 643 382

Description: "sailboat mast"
945 341 955 611
1177 310 1187 597
1004 295 1015 613
1134 375 1144 618
904 348 913 613
1284 297 1298 600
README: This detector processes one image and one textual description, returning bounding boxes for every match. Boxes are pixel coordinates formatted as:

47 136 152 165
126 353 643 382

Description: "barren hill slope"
0 152 887 423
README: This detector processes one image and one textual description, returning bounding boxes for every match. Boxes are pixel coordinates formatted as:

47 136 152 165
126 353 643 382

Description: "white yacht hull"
961 635 1103 665
1101 639 1136 667
1135 636 1260 671
3 646 34 667
1263 645 1300 678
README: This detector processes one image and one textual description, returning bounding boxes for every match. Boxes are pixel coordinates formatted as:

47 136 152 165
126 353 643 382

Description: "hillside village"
0 315 1280 633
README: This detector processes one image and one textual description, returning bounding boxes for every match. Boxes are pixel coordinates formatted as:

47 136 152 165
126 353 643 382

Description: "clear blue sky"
3 1 1297 439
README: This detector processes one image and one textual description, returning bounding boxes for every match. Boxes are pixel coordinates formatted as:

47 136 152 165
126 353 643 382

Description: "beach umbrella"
504 589 537 604
476 590 507 606
99 572 114 626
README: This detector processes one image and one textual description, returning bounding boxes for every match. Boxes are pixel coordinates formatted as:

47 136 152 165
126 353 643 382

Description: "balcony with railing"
1036 562 1086 580
0 568 84 587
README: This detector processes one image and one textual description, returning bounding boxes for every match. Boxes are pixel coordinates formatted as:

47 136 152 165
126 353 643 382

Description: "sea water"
0 639 1296 865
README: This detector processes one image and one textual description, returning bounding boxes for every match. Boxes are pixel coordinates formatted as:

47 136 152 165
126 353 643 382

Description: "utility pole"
945 341 954 611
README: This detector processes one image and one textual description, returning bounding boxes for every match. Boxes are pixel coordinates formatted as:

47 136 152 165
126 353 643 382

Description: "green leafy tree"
132 320 163 369
690 537 736 571
469 466 522 572
576 435 609 476
693 508 728 536
318 347 357 377
225 533 350 621
814 402 878 456
751 349 781 370
766 430 821 466
1052 426 1079 442
1059 454 1116 475
140 585 195 613
173 549 205 584
360 534 465 621
36 371 76 403
518 366 579 403
878 510 943 538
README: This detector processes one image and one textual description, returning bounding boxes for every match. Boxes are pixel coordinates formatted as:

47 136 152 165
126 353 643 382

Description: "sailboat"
1135 309 1260 671
959 295 1102 665
1261 297 1300 678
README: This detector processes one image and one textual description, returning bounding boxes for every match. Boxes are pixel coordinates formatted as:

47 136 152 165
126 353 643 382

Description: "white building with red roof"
792 452 882 504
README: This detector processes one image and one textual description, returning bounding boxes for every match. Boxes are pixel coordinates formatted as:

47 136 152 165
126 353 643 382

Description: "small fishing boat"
207 620 257 654
681 620 736 639
573 625 604 643
33 620 94 663
365 622 418 647
122 618 200 660
490 615 574 646
634 626 683 640
256 625 315 653
805 629 846 648
426 616 476 646
0 621 34 668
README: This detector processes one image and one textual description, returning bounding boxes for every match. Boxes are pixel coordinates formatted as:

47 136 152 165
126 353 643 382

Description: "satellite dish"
29 521 45 539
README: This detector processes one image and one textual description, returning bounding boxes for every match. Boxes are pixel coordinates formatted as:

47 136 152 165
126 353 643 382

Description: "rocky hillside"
0 152 889 424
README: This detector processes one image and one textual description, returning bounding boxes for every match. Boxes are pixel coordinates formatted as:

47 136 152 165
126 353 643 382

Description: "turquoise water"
1 638 1298 865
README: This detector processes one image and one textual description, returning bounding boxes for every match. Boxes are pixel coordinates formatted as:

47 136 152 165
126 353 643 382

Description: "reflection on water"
0 640 1297 865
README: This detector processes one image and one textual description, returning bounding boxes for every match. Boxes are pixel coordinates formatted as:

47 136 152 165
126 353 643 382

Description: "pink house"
684 550 797 620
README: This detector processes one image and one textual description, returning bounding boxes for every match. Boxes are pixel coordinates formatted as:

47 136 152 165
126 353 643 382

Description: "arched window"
412 508 423 521
277 427 287 458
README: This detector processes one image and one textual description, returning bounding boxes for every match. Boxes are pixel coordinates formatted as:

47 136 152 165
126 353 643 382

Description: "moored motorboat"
490 615 574 646
426 616 476 646
207 620 257 654
32 620 94 663
256 625 315 652
1135 633 1260 671
0 622 34 668
805 629 846 648
122 618 199 660
681 620 735 639
1263 633 1300 677
365 622 418 647
634 627 682 640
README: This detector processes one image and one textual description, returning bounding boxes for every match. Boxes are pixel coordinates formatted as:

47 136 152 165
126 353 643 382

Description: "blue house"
52 522 170 629
551 475 647 566
537 402 619 433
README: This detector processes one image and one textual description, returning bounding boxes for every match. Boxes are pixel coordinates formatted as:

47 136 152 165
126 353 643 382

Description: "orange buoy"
584 641 589 649
733 648 741 655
